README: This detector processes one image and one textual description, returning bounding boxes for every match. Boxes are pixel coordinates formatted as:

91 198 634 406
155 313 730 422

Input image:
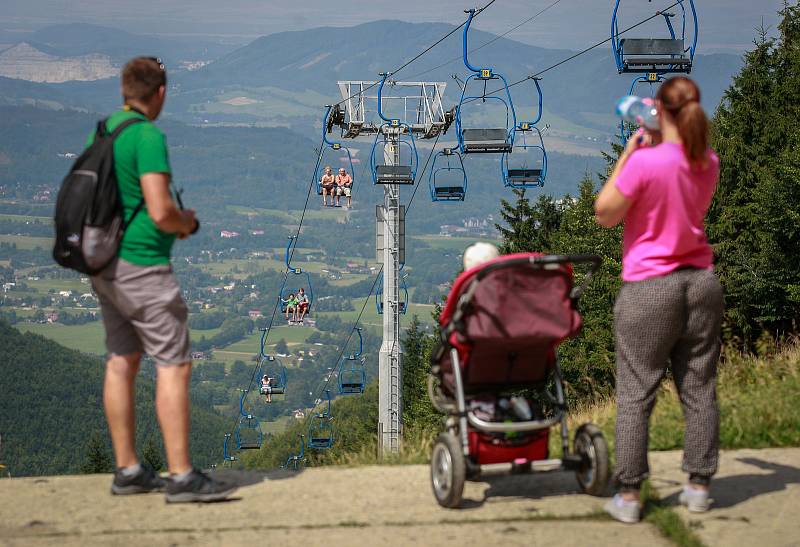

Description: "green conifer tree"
707 5 800 347
142 435 165 472
80 431 113 474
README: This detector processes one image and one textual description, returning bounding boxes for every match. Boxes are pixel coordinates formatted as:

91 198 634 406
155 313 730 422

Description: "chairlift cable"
224 141 326 441
462 0 685 105
331 0 500 110
406 0 566 83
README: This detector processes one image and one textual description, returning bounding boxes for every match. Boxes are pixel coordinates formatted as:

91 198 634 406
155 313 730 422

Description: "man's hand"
176 209 197 239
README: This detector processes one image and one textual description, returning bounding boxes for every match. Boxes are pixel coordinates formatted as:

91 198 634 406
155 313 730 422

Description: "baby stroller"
428 252 610 508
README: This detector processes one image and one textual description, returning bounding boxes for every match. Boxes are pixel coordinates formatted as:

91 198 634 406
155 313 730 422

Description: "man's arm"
140 173 197 235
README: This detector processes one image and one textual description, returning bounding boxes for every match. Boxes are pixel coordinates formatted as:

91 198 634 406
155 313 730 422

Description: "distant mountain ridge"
0 42 117 83
0 19 744 146
179 19 743 131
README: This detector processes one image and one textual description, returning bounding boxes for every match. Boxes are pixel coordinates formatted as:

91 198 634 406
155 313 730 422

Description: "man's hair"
121 57 166 102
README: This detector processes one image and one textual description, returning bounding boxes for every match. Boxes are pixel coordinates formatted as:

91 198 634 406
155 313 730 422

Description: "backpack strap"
101 116 147 230
109 117 146 138
123 198 145 231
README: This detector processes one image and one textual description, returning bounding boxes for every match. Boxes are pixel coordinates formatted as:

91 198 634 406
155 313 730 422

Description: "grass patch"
17 322 107 355
641 482 706 547
551 341 800 456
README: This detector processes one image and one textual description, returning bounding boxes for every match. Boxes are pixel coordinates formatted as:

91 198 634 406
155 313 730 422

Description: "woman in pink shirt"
595 77 723 523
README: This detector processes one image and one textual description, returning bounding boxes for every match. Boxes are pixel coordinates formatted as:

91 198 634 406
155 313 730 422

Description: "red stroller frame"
428 253 609 508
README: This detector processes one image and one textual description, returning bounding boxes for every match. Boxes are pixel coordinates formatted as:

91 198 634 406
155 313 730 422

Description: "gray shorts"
91 258 191 366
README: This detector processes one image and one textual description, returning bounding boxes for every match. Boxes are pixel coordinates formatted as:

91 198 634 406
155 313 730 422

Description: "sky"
0 0 785 53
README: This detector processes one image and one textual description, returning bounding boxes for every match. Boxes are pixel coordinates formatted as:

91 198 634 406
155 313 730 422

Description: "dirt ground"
0 447 797 546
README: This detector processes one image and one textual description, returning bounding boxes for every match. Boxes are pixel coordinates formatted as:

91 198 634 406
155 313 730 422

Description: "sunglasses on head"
145 56 166 71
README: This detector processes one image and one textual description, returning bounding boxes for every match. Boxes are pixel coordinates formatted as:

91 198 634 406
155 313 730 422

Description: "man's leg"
104 352 142 468
156 363 193 475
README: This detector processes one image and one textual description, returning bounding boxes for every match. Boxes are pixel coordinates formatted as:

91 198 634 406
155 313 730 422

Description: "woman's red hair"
656 77 709 169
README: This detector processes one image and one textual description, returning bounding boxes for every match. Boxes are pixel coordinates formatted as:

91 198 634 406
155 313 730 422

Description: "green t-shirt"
86 109 175 266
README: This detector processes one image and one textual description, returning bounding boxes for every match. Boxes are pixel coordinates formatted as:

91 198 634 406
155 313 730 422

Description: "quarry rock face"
0 42 117 83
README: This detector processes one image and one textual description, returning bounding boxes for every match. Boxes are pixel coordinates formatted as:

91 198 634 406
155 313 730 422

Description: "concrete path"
0 448 797 546
649 448 800 547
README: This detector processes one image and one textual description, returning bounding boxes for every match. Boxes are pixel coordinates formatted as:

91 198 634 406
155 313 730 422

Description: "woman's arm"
594 132 652 228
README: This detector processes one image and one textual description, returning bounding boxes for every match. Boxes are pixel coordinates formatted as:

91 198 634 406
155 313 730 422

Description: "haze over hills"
0 20 744 152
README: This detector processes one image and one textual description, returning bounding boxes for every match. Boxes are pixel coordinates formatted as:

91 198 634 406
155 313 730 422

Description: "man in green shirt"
91 57 234 502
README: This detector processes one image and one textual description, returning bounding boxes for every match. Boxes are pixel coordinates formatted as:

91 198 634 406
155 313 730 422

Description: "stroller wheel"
574 423 610 496
430 432 465 508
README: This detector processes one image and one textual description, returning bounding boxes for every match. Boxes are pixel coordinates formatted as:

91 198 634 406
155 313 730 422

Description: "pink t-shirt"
615 142 719 282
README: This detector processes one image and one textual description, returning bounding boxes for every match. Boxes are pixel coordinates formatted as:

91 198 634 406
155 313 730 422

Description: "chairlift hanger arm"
285 235 302 274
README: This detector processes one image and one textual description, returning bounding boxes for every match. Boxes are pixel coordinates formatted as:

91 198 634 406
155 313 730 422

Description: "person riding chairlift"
282 292 299 323
296 287 310 324
260 374 273 403
335 167 352 208
321 166 335 207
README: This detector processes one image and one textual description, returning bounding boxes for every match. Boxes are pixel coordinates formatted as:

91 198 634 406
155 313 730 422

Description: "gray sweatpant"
613 268 724 488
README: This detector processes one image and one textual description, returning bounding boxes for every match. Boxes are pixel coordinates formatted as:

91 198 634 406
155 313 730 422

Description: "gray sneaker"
679 486 710 512
111 464 166 495
165 469 237 503
604 494 641 524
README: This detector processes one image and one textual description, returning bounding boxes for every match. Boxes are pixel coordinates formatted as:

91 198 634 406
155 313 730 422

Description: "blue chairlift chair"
315 105 356 199
258 354 288 398
281 236 314 317
223 433 238 467
370 73 419 185
376 264 409 315
308 390 335 450
612 0 697 75
284 435 306 470
234 390 263 450
429 148 468 202
618 72 665 145
502 78 547 188
338 327 366 395
455 9 516 154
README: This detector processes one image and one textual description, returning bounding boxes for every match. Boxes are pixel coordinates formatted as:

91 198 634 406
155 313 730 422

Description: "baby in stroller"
427 246 610 507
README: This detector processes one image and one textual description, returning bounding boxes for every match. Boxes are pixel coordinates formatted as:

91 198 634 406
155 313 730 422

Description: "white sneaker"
604 494 641 524
679 485 710 512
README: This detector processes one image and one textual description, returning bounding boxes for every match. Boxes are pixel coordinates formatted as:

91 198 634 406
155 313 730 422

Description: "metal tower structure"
335 78 449 455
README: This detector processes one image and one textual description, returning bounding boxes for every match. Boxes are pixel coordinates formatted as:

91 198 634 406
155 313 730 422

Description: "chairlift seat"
620 38 690 72
238 442 261 450
434 186 466 200
340 383 365 393
378 302 408 313
507 168 544 184
461 129 512 153
375 165 414 185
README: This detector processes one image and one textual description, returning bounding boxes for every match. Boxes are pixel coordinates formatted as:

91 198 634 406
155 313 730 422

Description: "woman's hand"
624 129 653 156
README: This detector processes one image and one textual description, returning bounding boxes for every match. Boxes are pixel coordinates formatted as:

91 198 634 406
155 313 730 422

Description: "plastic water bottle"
616 95 660 131
510 396 532 420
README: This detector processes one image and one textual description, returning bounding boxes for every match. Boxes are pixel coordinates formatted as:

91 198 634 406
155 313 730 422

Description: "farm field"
0 234 52 250
16 322 107 355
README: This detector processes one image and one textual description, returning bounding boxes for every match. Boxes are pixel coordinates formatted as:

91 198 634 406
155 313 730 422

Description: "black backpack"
53 117 145 275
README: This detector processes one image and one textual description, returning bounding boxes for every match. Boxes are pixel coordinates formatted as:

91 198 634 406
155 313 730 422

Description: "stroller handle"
475 253 602 302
